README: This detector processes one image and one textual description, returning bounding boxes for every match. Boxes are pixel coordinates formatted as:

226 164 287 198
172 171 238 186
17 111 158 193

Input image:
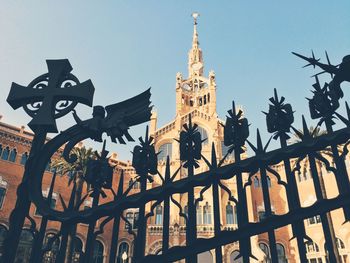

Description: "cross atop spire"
192 12 200 48
188 12 203 77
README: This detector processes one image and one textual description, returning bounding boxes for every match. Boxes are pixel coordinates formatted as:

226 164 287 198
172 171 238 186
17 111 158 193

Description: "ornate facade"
0 13 349 263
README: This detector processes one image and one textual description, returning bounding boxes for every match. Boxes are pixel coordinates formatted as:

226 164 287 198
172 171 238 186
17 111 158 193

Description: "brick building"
0 13 350 263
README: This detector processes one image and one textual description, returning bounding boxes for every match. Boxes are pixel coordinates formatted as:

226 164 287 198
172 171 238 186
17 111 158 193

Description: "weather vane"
192 12 200 25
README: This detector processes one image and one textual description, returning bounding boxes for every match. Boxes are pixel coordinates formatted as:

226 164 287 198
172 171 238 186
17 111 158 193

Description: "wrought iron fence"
2 51 350 263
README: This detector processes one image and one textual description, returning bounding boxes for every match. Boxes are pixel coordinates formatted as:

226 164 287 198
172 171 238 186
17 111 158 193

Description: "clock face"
192 62 203 71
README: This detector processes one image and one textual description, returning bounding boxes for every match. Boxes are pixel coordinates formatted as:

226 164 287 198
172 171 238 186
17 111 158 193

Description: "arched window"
226 203 236 225
198 97 203 106
117 242 129 263
336 238 348 263
92 240 104 263
336 238 345 249
42 233 60 263
0 225 7 259
20 152 28 165
196 126 208 145
125 212 133 229
276 243 287 263
259 243 271 263
196 205 202 225
0 187 6 209
203 202 212 224
125 210 139 229
158 143 172 162
15 229 34 263
230 250 243 263
129 179 140 190
305 241 319 253
307 215 321 225
133 212 139 230
1 147 9 161
254 177 260 188
9 149 17 162
72 237 83 263
155 205 163 225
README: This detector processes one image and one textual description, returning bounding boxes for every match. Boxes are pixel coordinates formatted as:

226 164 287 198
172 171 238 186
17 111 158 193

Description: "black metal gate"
2 51 350 263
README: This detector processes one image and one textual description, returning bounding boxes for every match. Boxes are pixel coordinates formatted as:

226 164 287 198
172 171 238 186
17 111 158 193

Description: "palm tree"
52 146 94 263
292 126 342 262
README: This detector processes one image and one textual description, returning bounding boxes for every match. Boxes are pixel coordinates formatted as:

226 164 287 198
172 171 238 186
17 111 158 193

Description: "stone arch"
45 228 59 234
276 241 288 262
75 232 86 248
95 236 107 253
258 240 271 262
116 239 131 263
147 239 163 255
224 242 240 263
93 239 105 263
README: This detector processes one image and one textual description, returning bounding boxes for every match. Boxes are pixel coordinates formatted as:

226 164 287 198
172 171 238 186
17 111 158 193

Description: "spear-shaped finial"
117 170 124 197
165 156 171 182
211 143 217 168
301 115 312 139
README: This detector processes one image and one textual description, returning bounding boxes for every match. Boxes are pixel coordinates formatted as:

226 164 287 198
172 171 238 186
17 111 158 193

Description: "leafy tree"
52 146 95 263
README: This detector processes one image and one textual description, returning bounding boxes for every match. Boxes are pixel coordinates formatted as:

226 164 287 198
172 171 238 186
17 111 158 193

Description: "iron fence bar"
109 172 124 263
133 173 147 262
260 167 279 263
29 170 57 263
325 119 350 222
186 163 198 263
109 213 121 263
56 182 77 263
209 144 223 262
162 157 171 259
85 190 100 263
279 136 308 262
308 153 340 262
55 222 70 263
235 149 251 263
2 130 47 263
141 193 350 263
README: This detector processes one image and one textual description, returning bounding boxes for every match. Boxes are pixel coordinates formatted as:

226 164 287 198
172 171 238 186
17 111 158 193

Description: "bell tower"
175 13 217 117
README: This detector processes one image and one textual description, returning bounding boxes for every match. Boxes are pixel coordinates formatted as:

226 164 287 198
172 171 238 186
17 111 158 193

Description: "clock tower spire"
188 12 204 77
175 13 217 116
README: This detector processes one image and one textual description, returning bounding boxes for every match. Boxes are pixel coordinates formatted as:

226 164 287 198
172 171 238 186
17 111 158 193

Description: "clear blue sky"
1 1 350 160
